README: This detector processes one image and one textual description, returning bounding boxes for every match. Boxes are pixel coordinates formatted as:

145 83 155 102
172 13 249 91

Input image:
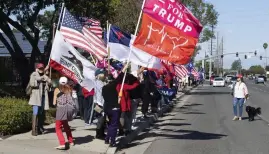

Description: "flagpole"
107 21 111 75
47 3 65 67
118 0 146 100
134 0 146 36
49 22 56 79
56 3 65 30
90 53 96 64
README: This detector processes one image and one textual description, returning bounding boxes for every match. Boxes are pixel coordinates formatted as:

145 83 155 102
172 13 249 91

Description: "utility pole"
221 37 224 76
209 25 214 78
216 32 219 76
202 51 206 78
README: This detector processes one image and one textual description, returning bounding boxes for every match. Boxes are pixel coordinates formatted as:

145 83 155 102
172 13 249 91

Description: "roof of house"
0 32 46 57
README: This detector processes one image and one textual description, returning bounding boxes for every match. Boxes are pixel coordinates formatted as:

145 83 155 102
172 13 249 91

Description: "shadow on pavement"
157 129 227 140
154 123 191 127
157 118 185 123
184 103 203 107
183 111 205 115
73 135 94 145
187 91 231 95
120 129 227 150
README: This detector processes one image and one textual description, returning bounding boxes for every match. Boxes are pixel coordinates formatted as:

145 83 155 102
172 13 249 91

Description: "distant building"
0 32 46 83
0 32 46 57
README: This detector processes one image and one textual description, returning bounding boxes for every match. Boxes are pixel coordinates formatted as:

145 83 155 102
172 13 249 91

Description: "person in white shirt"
232 75 249 121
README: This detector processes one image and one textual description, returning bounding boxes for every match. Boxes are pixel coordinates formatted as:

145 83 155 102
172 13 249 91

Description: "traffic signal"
236 52 238 57
244 55 247 59
254 50 257 56
260 56 262 60
221 55 223 58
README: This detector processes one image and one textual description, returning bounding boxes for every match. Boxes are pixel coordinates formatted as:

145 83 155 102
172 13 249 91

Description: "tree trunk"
0 21 30 88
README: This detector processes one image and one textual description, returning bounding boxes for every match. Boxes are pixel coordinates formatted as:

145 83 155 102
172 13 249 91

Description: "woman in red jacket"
116 65 139 135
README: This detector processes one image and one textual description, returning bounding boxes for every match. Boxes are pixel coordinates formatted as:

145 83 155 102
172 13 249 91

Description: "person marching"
53 77 76 150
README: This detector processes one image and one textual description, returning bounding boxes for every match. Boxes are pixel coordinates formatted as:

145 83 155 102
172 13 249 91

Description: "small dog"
245 106 261 121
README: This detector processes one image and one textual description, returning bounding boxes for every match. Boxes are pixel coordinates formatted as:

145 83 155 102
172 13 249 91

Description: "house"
0 32 46 57
0 32 46 83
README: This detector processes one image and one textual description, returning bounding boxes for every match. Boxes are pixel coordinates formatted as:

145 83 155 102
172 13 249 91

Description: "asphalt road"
120 84 269 154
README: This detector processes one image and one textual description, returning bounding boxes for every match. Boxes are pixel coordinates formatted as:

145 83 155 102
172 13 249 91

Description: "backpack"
25 82 32 96
57 92 76 121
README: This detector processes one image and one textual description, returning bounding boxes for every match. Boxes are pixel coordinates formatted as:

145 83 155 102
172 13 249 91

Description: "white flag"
50 31 97 91
108 27 162 69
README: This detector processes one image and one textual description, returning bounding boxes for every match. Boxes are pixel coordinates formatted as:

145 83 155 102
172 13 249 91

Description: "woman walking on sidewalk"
232 75 249 121
53 77 76 150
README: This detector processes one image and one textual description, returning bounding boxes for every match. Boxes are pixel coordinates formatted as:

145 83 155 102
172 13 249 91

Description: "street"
119 83 269 154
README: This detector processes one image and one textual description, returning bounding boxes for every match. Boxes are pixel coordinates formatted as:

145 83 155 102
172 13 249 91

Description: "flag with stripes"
174 65 188 78
80 17 103 39
60 8 107 60
95 59 119 79
191 68 199 79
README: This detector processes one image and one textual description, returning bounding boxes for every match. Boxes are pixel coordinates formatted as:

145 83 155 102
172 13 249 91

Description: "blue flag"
109 25 131 47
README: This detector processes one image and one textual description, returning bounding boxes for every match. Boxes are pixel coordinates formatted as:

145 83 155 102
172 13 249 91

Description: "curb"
106 86 196 154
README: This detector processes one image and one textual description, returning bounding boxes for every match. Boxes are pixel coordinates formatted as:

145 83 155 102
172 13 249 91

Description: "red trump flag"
133 0 203 65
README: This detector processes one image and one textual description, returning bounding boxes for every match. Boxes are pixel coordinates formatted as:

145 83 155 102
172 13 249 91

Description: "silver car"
255 76 265 84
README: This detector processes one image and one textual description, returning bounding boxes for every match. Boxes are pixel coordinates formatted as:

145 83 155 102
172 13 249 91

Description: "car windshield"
226 75 233 78
258 76 265 78
231 77 237 81
214 78 223 81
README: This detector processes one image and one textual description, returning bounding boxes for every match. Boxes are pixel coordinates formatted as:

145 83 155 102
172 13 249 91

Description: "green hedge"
0 98 56 136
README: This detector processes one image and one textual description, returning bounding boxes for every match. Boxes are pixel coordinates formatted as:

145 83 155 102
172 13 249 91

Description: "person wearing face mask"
28 63 51 136
232 74 249 121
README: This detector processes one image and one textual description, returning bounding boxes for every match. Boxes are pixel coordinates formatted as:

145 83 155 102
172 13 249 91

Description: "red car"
210 75 219 85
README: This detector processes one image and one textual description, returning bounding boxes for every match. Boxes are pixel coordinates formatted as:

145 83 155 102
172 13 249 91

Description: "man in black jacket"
102 76 120 147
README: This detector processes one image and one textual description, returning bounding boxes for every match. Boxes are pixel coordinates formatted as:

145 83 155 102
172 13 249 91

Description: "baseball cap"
95 69 106 76
59 77 68 85
237 74 243 78
36 63 44 69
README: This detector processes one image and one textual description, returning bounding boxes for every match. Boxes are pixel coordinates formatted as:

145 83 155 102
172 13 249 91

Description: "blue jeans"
32 95 45 129
233 97 245 117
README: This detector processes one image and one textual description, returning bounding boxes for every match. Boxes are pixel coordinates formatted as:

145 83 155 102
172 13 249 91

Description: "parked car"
210 75 219 85
255 75 265 84
225 75 234 83
213 77 225 87
230 76 237 84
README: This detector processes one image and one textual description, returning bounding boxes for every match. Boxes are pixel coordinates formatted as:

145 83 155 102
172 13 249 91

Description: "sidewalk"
0 86 195 154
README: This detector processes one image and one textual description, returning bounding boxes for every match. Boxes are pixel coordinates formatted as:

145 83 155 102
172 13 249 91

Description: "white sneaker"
131 126 138 130
239 117 242 121
233 116 238 121
55 145 65 150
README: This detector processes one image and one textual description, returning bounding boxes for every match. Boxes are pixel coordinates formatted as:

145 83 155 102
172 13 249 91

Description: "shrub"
0 97 56 136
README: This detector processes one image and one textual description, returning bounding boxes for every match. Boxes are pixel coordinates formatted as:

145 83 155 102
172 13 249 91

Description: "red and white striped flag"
191 68 199 79
60 8 107 60
81 18 103 39
175 65 188 78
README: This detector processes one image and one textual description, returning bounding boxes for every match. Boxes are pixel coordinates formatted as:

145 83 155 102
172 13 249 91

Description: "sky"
196 0 269 69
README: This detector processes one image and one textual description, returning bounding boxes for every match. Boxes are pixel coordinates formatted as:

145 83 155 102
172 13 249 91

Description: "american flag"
80 17 103 39
175 65 188 78
60 8 107 60
95 59 119 78
191 68 199 79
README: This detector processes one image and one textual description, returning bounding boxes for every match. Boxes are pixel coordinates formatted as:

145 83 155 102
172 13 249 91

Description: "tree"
263 43 268 50
0 0 60 87
231 60 242 71
266 66 269 72
249 65 264 75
